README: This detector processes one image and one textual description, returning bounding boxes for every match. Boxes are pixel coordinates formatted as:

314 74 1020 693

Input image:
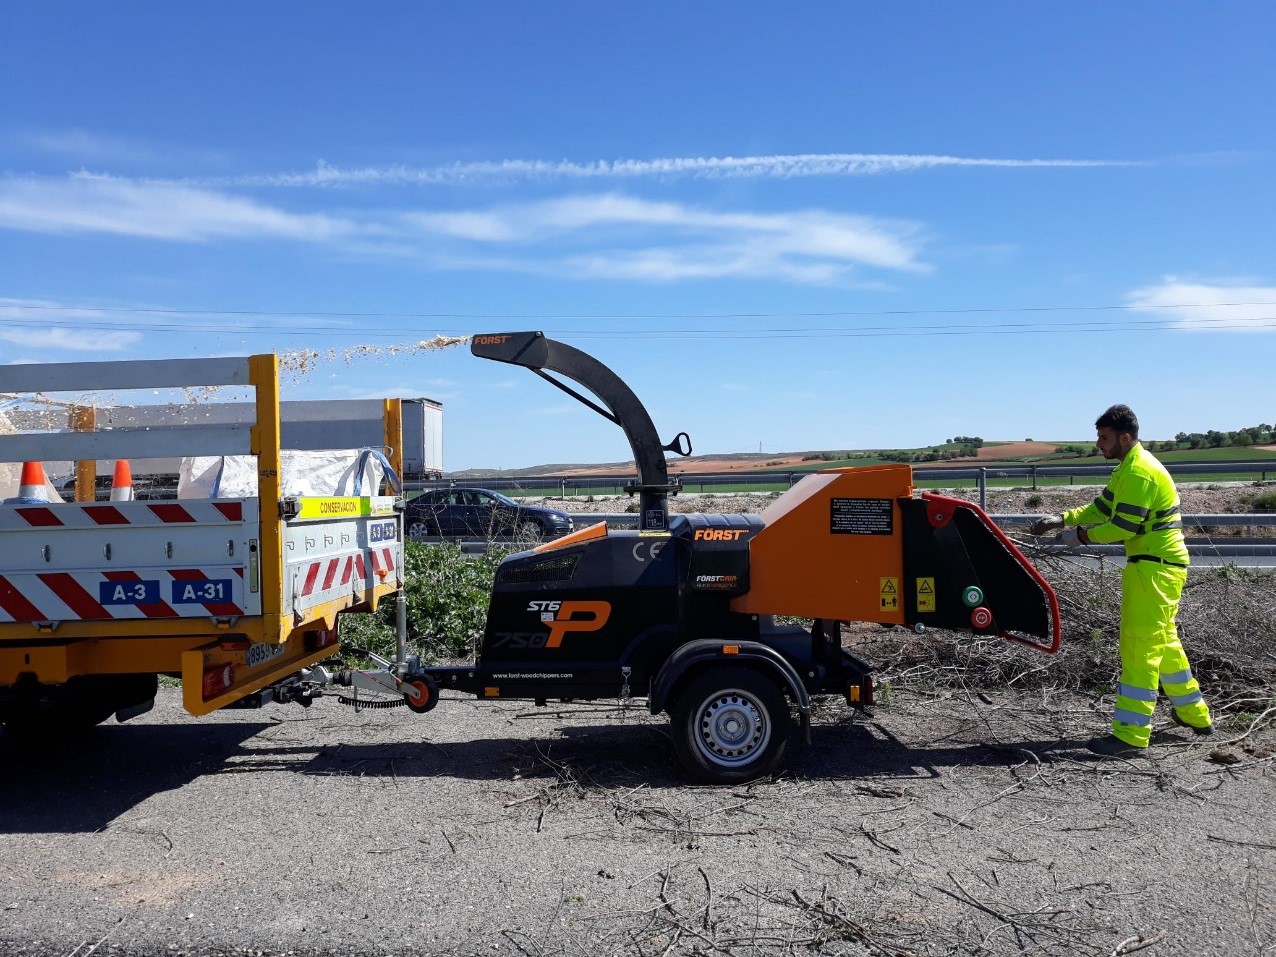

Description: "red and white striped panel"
0 501 245 531
0 567 247 623
291 547 398 603
368 547 397 580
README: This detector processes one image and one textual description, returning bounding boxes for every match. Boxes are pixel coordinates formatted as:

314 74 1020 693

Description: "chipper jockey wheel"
404 674 440 714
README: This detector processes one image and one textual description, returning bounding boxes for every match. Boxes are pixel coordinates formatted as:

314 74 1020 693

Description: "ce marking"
632 540 667 563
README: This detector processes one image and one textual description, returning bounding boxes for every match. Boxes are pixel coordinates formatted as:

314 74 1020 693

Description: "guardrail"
426 512 1276 566
409 459 1275 506
571 512 1276 530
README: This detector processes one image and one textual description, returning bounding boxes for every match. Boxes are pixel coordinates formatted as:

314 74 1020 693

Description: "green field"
443 443 1276 499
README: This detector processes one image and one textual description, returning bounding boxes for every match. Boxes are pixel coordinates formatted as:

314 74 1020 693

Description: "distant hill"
447 440 1276 479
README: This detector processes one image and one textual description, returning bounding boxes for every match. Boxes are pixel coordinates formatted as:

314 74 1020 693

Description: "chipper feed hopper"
413 332 1061 783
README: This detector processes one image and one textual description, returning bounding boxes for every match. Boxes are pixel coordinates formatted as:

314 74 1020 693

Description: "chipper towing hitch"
303 332 1062 784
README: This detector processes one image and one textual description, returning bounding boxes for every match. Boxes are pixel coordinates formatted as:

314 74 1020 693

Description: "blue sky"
2 3 1272 470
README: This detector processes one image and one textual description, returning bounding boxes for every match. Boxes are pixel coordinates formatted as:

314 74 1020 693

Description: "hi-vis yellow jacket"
1063 443 1189 565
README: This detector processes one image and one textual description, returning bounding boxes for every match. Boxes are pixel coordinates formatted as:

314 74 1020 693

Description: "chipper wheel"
669 666 792 784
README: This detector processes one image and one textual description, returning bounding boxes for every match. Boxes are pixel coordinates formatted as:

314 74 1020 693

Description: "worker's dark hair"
1095 404 1139 439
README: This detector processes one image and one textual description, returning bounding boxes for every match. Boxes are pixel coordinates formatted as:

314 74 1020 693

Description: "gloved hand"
1058 526 1086 547
1029 514 1065 536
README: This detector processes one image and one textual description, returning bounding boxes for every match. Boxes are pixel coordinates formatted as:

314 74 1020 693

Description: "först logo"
527 599 611 648
693 528 749 542
473 334 511 345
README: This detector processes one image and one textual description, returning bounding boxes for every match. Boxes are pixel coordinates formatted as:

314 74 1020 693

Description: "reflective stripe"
1118 682 1158 702
1112 515 1143 534
1116 502 1151 518
1114 707 1153 727
1101 488 1114 501
1095 498 1113 517
1168 689 1204 707
1155 505 1181 518
1149 519 1183 531
1161 668 1194 685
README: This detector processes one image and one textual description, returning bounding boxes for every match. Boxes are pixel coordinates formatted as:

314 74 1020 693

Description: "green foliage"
1024 494 1044 509
339 541 508 662
1244 490 1276 512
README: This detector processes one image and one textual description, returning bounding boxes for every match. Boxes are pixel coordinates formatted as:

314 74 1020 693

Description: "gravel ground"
4 481 1272 956
2 681 1273 957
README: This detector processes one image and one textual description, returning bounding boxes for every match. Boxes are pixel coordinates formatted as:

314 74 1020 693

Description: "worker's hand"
1058 526 1086 548
1029 514 1065 536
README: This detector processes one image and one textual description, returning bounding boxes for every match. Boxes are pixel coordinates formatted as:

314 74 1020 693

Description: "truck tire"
0 674 156 743
669 666 792 784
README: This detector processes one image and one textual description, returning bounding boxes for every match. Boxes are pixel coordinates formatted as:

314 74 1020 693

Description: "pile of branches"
853 553 1276 711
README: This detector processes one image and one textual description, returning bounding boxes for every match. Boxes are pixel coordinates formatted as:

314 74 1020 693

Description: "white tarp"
178 449 388 499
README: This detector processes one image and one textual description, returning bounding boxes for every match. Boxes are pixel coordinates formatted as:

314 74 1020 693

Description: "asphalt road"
2 686 1272 956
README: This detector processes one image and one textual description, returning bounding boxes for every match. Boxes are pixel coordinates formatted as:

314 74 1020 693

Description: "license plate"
245 641 286 669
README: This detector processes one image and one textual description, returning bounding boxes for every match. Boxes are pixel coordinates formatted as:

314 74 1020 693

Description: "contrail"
215 152 1144 188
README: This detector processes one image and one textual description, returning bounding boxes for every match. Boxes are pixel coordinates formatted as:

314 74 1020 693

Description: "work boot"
1171 710 1215 736
1086 735 1143 757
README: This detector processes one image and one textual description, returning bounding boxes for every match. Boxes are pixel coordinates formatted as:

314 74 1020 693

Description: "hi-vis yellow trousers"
1112 561 1212 747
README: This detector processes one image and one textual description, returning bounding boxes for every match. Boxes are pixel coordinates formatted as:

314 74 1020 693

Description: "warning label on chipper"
830 498 893 535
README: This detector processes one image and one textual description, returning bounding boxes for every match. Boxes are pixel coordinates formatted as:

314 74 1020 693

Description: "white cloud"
0 173 355 242
14 129 164 165
1126 278 1276 332
0 298 145 352
396 193 925 283
0 327 139 351
0 171 924 285
226 152 1142 188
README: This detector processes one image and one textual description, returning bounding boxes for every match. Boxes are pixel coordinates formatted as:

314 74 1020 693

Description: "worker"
1030 404 1213 757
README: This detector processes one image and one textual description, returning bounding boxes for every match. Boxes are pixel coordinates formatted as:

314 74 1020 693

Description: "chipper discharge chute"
410 331 1062 783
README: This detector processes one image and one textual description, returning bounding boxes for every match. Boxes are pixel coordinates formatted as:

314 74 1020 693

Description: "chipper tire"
670 666 792 784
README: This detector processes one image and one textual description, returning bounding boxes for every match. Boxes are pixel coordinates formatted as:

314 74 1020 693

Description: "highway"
418 512 1276 568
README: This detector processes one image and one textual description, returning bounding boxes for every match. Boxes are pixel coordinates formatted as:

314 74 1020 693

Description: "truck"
8 396 444 494
0 354 412 737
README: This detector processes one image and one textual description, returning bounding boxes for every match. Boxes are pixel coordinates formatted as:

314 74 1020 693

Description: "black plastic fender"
648 639 812 743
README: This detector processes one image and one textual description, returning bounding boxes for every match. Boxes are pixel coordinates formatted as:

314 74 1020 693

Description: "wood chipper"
408 332 1061 782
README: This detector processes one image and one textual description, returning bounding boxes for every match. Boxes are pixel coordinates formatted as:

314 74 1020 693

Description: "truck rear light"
305 628 337 651
203 663 235 700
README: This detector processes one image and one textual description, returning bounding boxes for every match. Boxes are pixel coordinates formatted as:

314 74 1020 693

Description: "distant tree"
1233 432 1253 447
1207 429 1227 448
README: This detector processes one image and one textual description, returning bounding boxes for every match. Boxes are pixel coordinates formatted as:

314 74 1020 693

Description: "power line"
3 299 1275 322
1 314 1274 340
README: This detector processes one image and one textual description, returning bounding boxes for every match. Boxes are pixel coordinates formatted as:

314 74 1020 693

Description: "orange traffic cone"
14 461 50 504
110 459 134 502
